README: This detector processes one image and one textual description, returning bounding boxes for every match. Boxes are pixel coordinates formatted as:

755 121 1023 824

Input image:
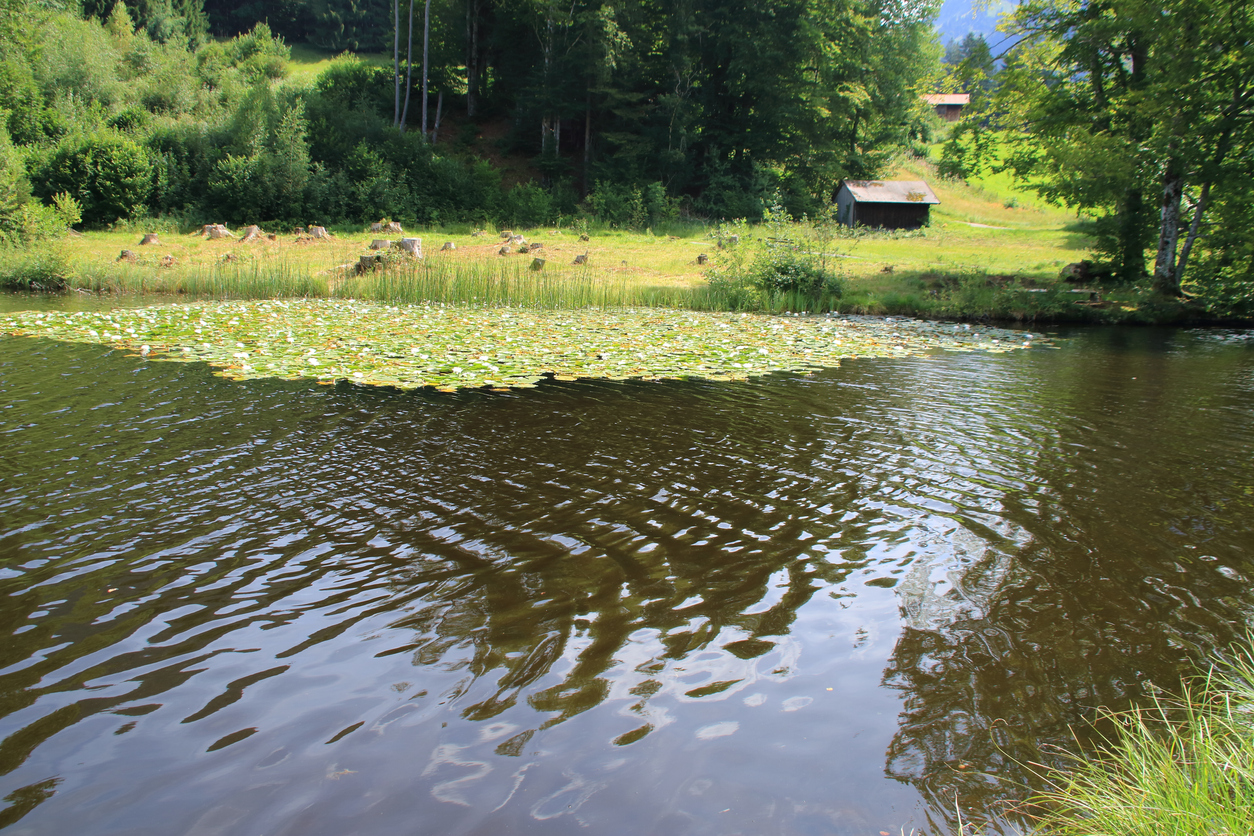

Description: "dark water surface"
2 298 1253 835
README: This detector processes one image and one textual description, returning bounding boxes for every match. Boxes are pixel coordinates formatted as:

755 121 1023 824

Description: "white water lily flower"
233 352 249 359
308 358 320 366
353 372 363 379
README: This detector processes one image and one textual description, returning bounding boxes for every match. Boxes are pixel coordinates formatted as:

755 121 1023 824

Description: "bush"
499 183 554 228
37 132 153 225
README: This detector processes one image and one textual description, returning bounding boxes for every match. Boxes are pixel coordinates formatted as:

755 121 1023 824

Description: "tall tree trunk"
400 0 415 131
1152 165 1185 295
466 0 480 118
1175 181 1211 287
421 0 431 139
392 0 400 126
432 91 444 143
582 92 591 197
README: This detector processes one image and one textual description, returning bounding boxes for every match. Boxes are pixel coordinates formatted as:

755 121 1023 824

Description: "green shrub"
499 183 555 228
37 131 154 225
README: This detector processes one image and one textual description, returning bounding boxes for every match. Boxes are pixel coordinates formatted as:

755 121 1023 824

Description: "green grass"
1027 639 1254 836
284 43 389 84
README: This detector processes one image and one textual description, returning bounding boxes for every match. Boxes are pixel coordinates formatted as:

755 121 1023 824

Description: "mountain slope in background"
935 0 1017 49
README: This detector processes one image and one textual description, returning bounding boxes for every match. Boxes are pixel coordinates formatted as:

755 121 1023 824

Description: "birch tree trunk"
1175 181 1211 286
1152 165 1185 295
392 0 400 126
400 0 415 131
421 0 432 140
466 0 480 117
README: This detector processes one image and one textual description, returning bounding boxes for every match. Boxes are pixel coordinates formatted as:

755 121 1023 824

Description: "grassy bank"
1027 638 1254 836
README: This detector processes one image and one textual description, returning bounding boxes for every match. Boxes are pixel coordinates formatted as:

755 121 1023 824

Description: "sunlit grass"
1028 638 1254 836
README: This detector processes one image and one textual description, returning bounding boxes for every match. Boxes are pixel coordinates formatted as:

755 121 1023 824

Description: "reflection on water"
1 308 1252 835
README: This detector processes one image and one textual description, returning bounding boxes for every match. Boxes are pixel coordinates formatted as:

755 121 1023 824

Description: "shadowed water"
1 300 1252 835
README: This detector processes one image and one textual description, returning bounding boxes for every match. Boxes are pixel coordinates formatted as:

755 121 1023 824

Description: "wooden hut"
835 180 940 230
922 93 970 122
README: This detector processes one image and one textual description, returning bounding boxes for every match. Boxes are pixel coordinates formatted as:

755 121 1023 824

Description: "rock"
203 223 234 239
498 245 511 256
139 233 160 246
240 225 264 242
530 257 546 271
441 241 456 251
696 253 708 265
117 249 138 262
573 254 588 265
397 237 422 257
308 226 330 239
370 239 393 250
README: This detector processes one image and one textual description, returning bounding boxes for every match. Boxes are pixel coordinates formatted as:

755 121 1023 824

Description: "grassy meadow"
5 154 1122 321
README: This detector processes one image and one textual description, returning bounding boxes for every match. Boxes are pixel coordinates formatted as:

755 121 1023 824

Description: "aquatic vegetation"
0 300 1043 392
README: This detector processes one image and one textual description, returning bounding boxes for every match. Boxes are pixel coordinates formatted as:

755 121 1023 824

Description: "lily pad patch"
0 300 1043 392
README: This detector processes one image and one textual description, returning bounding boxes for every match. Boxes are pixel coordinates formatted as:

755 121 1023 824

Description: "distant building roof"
922 94 970 106
839 180 940 205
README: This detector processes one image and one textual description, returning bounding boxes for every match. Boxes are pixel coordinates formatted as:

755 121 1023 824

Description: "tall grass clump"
71 260 328 298
337 258 700 309
1029 638 1254 836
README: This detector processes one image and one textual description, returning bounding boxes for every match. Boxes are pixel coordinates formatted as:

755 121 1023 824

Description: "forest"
0 0 1251 303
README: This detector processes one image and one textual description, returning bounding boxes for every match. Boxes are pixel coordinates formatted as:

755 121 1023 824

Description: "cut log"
441 241 456 251
139 233 160 246
370 239 392 250
397 237 422 257
530 257 546 271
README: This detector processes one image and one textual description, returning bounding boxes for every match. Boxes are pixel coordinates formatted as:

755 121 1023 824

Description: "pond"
2 297 1252 835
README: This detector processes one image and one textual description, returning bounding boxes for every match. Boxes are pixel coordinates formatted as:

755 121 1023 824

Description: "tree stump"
397 237 422 257
139 233 160 246
498 245 511 256
369 239 392 250
159 255 176 268
383 221 404 233
240 225 263 242
500 230 513 239
696 253 708 265
204 224 234 239
471 230 486 237
530 257 546 271
579 233 590 242
308 226 330 239
117 250 137 262
528 242 543 252
510 234 527 246
358 254 383 273
441 241 456 251
369 221 385 233
573 254 588 265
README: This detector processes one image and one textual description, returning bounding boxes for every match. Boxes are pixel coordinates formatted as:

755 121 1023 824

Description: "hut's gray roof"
839 180 940 205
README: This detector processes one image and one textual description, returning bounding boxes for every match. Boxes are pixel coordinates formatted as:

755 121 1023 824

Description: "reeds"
1028 638 1254 836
